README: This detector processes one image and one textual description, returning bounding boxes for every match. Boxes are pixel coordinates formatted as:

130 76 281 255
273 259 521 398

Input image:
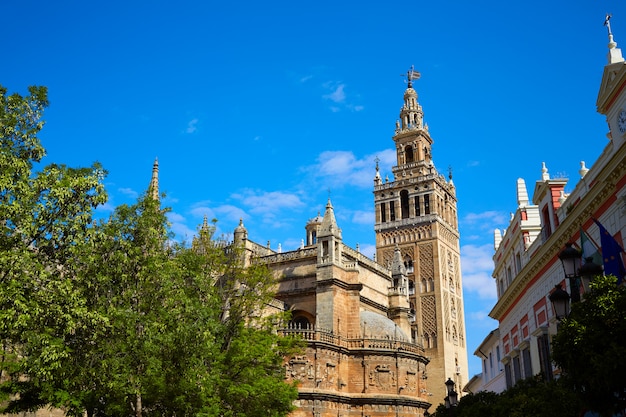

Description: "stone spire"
541 162 550 181
374 156 382 185
390 244 407 276
605 14 624 64
149 158 159 201
318 198 342 239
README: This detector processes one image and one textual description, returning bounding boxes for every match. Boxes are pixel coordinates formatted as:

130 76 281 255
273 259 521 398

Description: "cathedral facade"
232 72 469 416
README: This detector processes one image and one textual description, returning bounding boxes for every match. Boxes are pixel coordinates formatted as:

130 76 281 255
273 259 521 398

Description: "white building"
468 17 626 393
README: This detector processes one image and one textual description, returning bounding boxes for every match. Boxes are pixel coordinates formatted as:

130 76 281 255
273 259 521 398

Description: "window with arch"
428 278 434 292
400 190 410 219
421 278 427 293
290 316 311 330
404 255 414 273
405 145 414 163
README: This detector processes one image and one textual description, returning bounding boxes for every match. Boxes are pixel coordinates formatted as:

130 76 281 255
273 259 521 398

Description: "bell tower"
374 68 469 409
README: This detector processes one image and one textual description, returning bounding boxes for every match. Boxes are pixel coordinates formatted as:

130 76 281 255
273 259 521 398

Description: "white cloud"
190 205 217 221
95 202 115 214
357 243 377 260
461 210 507 232
118 187 138 199
352 210 373 225
185 118 199 134
321 81 362 112
213 204 248 223
323 83 346 103
307 148 396 189
167 211 196 242
232 189 305 214
461 243 497 299
300 74 313 83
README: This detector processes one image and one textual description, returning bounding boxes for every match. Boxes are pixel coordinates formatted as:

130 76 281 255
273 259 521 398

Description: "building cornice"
489 143 626 321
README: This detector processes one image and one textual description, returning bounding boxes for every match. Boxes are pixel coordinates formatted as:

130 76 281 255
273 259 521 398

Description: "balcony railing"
279 326 425 355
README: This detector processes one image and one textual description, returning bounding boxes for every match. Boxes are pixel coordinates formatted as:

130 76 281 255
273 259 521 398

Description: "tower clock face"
618 109 626 133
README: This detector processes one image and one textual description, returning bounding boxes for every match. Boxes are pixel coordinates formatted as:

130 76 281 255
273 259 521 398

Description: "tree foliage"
552 274 626 416
0 85 108 412
430 377 581 417
0 85 300 416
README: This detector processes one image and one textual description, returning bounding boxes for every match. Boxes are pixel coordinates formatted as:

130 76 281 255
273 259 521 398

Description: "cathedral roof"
360 310 409 342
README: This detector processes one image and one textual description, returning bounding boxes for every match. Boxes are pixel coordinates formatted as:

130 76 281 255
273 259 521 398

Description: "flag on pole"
593 219 626 284
580 227 603 267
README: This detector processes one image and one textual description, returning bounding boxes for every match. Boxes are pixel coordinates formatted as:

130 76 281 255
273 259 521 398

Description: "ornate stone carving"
286 355 314 381
369 364 396 390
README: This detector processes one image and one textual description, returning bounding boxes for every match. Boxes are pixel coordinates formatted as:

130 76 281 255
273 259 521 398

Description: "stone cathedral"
216 70 469 417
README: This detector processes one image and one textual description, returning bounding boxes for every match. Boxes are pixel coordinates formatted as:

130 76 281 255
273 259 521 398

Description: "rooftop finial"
605 13 613 37
402 65 421 88
604 13 624 64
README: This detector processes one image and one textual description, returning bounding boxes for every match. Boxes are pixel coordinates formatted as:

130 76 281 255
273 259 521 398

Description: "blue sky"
3 0 625 377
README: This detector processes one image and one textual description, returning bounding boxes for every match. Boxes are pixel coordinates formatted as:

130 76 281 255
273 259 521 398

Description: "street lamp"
579 256 603 294
549 283 571 320
444 378 458 408
558 243 582 302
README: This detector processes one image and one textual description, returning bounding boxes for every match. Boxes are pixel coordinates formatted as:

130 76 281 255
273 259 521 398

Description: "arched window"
405 145 414 163
404 255 414 273
291 316 311 329
424 333 430 348
421 279 427 293
428 278 434 292
400 190 410 219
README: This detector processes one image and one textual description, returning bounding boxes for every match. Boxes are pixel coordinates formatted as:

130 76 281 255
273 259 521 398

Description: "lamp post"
444 378 458 414
549 283 571 320
558 243 582 302
579 256 603 294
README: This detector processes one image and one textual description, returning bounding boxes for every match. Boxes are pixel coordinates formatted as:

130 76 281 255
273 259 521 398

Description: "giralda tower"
373 68 469 408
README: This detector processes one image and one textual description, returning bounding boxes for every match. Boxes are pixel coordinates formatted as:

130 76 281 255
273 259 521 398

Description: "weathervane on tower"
402 65 421 87
605 13 613 36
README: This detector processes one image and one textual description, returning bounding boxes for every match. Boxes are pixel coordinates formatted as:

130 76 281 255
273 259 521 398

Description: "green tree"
0 85 108 412
0 85 299 417
430 377 580 417
552 274 626 416
68 195 300 417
